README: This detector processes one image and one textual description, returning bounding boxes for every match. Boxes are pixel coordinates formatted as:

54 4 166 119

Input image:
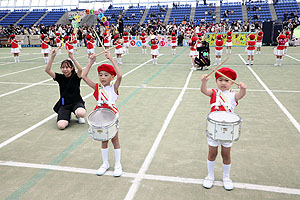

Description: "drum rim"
206 111 242 124
87 108 118 128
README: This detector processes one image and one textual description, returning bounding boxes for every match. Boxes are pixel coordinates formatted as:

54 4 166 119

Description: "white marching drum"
206 111 242 142
87 108 119 141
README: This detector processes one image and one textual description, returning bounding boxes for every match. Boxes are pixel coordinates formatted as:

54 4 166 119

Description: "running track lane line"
286 54 300 62
0 56 159 149
238 54 300 133
124 69 194 200
1 160 300 196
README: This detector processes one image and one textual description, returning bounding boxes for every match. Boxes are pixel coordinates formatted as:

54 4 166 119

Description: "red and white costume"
72 35 78 49
275 39 286 56
56 36 61 47
256 35 263 47
141 35 147 47
114 40 123 54
103 35 110 47
151 40 159 55
65 40 74 53
215 39 223 56
247 40 256 56
86 40 95 54
171 36 177 47
41 40 50 54
226 35 232 47
123 35 130 48
11 39 20 54
93 83 119 116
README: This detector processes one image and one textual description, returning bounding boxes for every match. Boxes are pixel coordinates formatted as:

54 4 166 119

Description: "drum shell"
87 108 119 141
206 111 242 142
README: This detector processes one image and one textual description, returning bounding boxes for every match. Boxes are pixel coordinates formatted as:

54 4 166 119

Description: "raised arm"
105 51 122 93
235 82 247 101
68 52 82 78
200 74 213 97
81 53 96 89
45 49 57 79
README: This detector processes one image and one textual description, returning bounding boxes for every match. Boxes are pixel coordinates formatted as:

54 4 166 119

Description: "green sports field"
0 45 299 200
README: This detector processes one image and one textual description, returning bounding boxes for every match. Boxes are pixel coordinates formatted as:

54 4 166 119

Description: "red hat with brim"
55 32 60 36
249 34 255 40
227 31 231 35
86 35 91 40
141 33 145 36
198 33 202 37
124 32 128 35
41 34 45 39
217 34 222 39
97 64 116 76
258 31 263 36
215 67 237 81
64 35 69 40
171 32 175 35
279 34 286 39
10 34 15 38
191 36 198 42
114 35 119 39
286 31 290 35
103 32 107 36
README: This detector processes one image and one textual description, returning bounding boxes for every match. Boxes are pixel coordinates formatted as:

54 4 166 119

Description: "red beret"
249 34 255 40
55 32 60 36
279 34 286 39
114 35 119 39
97 64 116 76
286 31 289 35
191 36 198 42
41 34 45 39
198 33 202 37
10 34 15 38
64 35 69 40
216 34 222 39
227 31 231 35
215 67 237 81
171 32 175 35
103 32 107 36
86 35 91 40
124 32 128 35
72 33 75 35
258 31 263 36
141 33 145 36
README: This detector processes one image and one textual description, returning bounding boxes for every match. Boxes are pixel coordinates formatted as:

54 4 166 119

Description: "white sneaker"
190 67 197 71
223 177 234 191
213 63 217 66
203 176 214 189
274 63 279 66
114 164 122 177
96 163 110 176
76 117 85 124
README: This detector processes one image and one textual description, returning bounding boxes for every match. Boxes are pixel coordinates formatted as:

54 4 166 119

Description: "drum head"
88 109 116 127
208 111 240 123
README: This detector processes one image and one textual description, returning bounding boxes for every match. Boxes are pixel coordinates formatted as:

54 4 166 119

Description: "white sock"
144 49 147 54
218 58 221 65
251 60 253 65
226 49 228 53
142 49 144 54
14 56 17 62
119 58 122 63
223 163 231 179
155 58 158 64
114 149 121 166
152 58 155 64
229 50 231 54
279 59 283 65
17 56 20 62
174 49 176 54
207 160 216 178
44 57 47 63
101 148 109 166
276 58 279 65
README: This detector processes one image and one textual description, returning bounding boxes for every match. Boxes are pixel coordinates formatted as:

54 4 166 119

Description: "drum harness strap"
210 89 234 113
98 84 119 116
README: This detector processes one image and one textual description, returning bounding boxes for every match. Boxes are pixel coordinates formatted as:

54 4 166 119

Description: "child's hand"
105 51 112 60
201 74 209 82
68 51 74 60
238 82 247 89
51 49 57 58
89 53 96 63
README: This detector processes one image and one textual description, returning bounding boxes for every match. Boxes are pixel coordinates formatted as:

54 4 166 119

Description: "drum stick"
95 46 115 57
215 70 239 86
206 57 229 78
92 27 106 51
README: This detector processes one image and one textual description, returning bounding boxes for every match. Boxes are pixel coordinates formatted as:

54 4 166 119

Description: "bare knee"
111 133 120 149
75 107 86 118
57 120 69 130
221 147 231 164
208 146 218 161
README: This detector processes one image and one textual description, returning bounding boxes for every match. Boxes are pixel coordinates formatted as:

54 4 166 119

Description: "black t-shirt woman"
45 49 86 130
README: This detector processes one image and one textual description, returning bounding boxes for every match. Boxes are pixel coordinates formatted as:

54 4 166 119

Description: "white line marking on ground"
286 54 300 62
238 54 300 133
124 69 194 200
1 160 300 195
0 57 157 149
0 57 41 66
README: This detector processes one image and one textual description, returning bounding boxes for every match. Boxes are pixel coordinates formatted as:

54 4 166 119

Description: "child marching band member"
214 34 223 66
150 35 159 65
82 51 123 177
41 34 50 64
123 31 130 54
171 32 177 55
140 32 147 54
64 35 74 54
200 67 247 190
197 33 203 47
71 33 78 54
284 30 290 55
246 34 256 66
274 34 286 66
256 31 263 54
45 49 86 130
8 34 21 63
55 32 62 55
103 32 110 50
114 35 123 64
86 34 95 60
226 31 232 55
189 36 198 70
